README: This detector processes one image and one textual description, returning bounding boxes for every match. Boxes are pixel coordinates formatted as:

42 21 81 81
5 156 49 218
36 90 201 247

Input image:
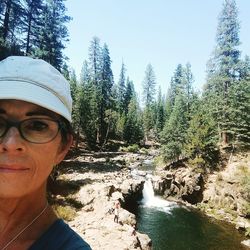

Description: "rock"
59 151 152 250
119 209 136 225
241 239 250 248
136 232 152 250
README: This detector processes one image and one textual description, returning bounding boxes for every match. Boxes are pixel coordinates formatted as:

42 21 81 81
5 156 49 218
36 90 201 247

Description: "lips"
0 164 29 172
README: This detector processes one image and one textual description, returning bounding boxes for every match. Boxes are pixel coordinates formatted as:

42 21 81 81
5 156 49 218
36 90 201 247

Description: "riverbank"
152 151 250 248
50 147 250 249
49 149 154 250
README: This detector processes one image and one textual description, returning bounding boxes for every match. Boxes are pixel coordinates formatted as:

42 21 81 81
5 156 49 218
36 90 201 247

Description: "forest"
0 0 249 168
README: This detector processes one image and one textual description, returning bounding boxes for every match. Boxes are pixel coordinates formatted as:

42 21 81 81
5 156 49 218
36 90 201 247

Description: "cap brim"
0 80 71 122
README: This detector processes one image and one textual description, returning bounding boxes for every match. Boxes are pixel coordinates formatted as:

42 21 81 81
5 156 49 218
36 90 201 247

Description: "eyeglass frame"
0 117 63 144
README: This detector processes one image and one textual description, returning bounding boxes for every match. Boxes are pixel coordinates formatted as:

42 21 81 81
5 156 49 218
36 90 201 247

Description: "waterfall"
142 178 155 205
141 177 177 212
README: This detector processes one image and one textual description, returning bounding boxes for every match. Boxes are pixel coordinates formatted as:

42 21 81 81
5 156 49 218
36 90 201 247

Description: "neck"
0 187 57 248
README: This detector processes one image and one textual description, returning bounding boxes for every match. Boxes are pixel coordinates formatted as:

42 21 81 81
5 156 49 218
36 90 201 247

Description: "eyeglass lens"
0 118 60 143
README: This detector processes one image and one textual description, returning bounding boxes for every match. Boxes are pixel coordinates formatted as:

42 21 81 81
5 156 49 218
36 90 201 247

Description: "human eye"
0 118 7 133
24 119 49 132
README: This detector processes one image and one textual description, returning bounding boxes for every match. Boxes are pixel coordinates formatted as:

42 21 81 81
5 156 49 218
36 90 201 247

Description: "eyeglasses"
0 117 61 144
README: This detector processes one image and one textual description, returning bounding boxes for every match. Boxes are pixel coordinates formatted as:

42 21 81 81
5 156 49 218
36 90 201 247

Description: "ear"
55 134 73 165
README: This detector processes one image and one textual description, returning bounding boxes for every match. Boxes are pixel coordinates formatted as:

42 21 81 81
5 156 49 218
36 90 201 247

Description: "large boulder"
153 168 204 204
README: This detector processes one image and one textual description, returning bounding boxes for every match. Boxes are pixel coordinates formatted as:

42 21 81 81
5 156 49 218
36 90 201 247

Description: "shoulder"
29 219 92 250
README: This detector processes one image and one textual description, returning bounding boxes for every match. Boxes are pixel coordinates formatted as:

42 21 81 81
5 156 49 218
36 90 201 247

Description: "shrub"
53 205 76 221
120 144 139 153
245 227 250 237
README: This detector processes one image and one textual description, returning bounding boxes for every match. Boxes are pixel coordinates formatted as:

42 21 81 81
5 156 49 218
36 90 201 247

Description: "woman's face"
0 100 72 199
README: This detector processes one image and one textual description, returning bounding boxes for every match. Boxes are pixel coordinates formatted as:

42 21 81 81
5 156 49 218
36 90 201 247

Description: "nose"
0 127 25 152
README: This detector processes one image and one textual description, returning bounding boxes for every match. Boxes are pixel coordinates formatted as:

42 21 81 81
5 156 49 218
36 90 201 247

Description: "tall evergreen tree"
167 64 186 110
155 87 165 135
183 62 194 115
142 63 156 106
87 36 102 144
117 61 126 113
101 43 113 108
0 0 23 58
124 77 135 114
227 79 250 148
185 98 218 165
88 36 102 85
99 43 114 144
161 94 188 161
124 97 144 144
142 63 157 140
80 60 90 85
33 0 71 70
205 0 241 145
22 0 43 55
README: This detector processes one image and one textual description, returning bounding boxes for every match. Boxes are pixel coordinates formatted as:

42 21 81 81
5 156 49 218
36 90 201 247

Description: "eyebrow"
0 108 57 119
26 110 58 119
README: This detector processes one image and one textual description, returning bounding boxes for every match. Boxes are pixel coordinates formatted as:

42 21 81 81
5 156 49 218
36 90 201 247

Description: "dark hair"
59 117 74 145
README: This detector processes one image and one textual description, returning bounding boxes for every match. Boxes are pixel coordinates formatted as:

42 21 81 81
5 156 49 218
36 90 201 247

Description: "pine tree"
124 77 135 114
99 43 114 145
87 37 102 144
88 36 102 85
117 61 126 113
205 0 241 145
227 79 250 149
185 98 218 165
183 62 194 115
155 87 165 136
142 63 156 106
22 0 44 55
0 0 23 58
142 63 157 140
68 69 78 125
80 82 99 147
80 60 90 85
161 94 188 161
168 64 185 108
33 0 71 70
124 97 144 144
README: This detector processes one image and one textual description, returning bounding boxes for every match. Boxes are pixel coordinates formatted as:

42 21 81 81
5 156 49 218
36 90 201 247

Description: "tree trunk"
74 126 80 149
25 13 32 55
3 0 12 42
221 131 228 144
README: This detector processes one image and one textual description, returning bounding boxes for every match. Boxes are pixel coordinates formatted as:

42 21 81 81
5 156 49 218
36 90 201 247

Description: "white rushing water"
141 178 177 213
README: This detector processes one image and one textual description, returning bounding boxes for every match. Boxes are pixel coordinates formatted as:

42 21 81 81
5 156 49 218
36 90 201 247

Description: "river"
127 177 247 250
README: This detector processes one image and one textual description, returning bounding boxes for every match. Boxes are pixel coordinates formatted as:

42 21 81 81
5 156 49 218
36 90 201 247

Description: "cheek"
0 141 62 198
32 145 60 175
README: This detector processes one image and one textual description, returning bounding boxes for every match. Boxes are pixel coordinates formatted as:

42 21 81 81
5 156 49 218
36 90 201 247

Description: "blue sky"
64 0 250 99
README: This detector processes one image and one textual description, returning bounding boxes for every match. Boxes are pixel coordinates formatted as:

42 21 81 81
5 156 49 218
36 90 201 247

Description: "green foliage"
143 105 155 140
142 63 156 106
115 113 126 140
160 94 188 161
123 98 144 144
117 62 127 113
237 164 250 200
245 227 250 237
0 0 70 70
120 144 139 153
142 64 157 140
205 0 243 146
185 99 219 165
161 141 182 162
53 205 76 221
155 87 165 135
139 147 149 155
227 79 250 149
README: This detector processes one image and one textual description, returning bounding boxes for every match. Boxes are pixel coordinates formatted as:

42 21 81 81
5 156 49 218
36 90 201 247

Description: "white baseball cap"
0 56 72 122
